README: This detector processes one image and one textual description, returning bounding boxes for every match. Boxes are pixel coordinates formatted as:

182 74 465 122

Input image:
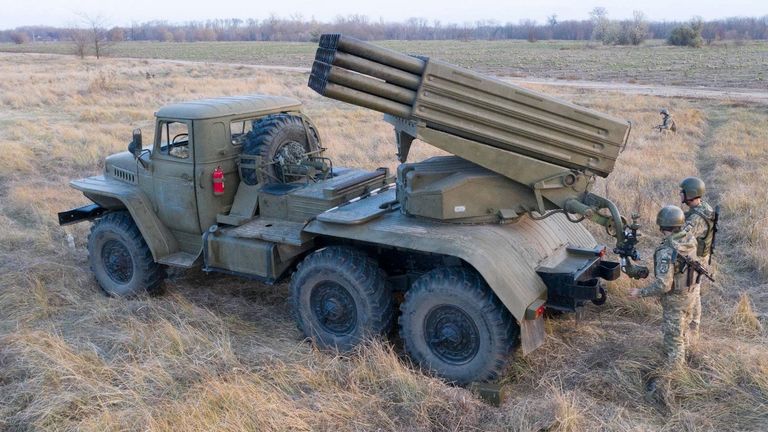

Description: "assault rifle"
676 253 715 287
709 205 720 266
653 119 677 133
691 204 720 284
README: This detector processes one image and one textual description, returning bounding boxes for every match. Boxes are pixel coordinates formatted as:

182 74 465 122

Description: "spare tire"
241 114 320 185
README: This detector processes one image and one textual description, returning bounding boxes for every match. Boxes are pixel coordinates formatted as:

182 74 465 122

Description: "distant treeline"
2 14 767 44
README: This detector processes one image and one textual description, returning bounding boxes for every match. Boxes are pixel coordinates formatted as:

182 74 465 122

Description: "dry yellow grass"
0 52 766 431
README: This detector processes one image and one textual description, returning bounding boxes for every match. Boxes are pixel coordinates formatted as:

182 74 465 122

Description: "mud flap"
520 316 546 355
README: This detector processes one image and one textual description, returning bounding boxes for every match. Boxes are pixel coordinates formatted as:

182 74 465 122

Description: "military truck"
59 34 649 384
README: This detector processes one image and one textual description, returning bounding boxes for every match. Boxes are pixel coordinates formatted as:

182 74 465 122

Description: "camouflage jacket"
660 115 677 131
685 201 715 258
639 230 697 298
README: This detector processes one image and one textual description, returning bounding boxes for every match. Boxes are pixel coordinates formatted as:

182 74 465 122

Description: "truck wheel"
291 246 394 351
87 211 165 297
399 267 518 384
241 114 319 185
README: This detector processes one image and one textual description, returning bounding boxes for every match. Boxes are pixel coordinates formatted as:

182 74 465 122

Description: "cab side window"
230 118 255 146
159 121 190 159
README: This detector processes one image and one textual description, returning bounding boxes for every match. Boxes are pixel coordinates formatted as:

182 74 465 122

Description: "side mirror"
128 128 142 158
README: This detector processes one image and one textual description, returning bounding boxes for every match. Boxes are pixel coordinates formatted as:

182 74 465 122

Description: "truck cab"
68 95 307 265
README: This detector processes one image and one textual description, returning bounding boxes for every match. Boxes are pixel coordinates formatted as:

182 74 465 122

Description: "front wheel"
87 211 165 297
290 246 394 351
399 267 518 384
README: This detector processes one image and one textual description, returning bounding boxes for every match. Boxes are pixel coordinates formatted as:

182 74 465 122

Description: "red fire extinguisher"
212 166 224 196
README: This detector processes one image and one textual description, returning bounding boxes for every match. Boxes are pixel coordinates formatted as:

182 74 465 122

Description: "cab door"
151 119 201 250
194 118 243 231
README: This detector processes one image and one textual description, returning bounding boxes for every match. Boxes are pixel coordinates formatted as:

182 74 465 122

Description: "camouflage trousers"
688 284 701 341
661 292 695 366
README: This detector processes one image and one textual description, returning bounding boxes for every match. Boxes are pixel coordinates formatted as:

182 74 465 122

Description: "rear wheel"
399 267 518 384
87 211 165 297
291 246 394 351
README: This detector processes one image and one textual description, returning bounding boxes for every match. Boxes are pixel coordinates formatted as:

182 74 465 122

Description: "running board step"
157 251 200 268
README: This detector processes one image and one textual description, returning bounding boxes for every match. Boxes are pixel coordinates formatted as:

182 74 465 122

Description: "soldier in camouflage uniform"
680 177 716 341
656 108 677 133
630 205 698 366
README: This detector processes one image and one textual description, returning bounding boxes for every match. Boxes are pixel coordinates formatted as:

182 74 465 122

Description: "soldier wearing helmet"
656 108 677 133
680 176 716 341
630 205 697 366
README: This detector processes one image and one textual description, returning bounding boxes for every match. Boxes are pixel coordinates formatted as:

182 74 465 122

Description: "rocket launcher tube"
309 35 630 178
315 49 422 90
311 61 417 105
312 81 412 118
319 33 426 75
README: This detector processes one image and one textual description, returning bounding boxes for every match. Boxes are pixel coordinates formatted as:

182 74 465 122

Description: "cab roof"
155 94 302 120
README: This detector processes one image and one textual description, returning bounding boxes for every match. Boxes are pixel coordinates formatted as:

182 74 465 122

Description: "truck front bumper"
58 204 107 226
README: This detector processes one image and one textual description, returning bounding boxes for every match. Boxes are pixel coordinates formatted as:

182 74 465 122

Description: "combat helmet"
660 108 669 116
680 176 705 202
656 205 685 231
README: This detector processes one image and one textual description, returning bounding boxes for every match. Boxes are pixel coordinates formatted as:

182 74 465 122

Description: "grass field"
2 39 768 89
0 52 766 431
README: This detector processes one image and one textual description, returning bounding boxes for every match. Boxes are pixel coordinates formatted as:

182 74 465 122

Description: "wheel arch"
72 176 179 261
315 235 537 322
306 212 598 323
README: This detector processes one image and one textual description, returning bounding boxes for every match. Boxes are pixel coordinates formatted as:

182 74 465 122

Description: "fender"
70 175 179 260
305 197 599 354
304 191 598 322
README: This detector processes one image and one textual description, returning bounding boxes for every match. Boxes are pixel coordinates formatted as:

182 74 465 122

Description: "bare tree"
76 13 110 59
589 7 610 42
108 27 124 42
68 28 90 59
629 11 649 45
547 14 558 27
546 14 558 39
521 19 537 42
10 31 30 44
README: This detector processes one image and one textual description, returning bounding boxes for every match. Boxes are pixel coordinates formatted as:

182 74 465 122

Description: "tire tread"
87 211 165 296
290 246 394 350
241 114 318 185
399 266 518 383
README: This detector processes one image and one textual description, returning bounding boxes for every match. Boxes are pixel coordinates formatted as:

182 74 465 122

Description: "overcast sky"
1 0 764 29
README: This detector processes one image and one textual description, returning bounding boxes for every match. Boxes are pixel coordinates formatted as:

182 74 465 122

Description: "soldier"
655 108 677 133
630 205 698 366
680 177 716 341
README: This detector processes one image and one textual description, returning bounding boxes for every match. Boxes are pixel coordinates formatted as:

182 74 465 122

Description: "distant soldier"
680 177 717 340
630 206 698 366
655 108 677 133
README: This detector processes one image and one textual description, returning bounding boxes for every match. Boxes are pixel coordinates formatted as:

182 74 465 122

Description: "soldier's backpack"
687 204 718 258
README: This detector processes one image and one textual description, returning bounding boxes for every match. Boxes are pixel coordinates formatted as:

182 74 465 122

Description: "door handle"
198 168 205 189
181 173 192 182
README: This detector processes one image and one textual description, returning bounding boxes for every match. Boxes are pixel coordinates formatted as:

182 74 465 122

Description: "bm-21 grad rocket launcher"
57 32 655 385
308 33 649 280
